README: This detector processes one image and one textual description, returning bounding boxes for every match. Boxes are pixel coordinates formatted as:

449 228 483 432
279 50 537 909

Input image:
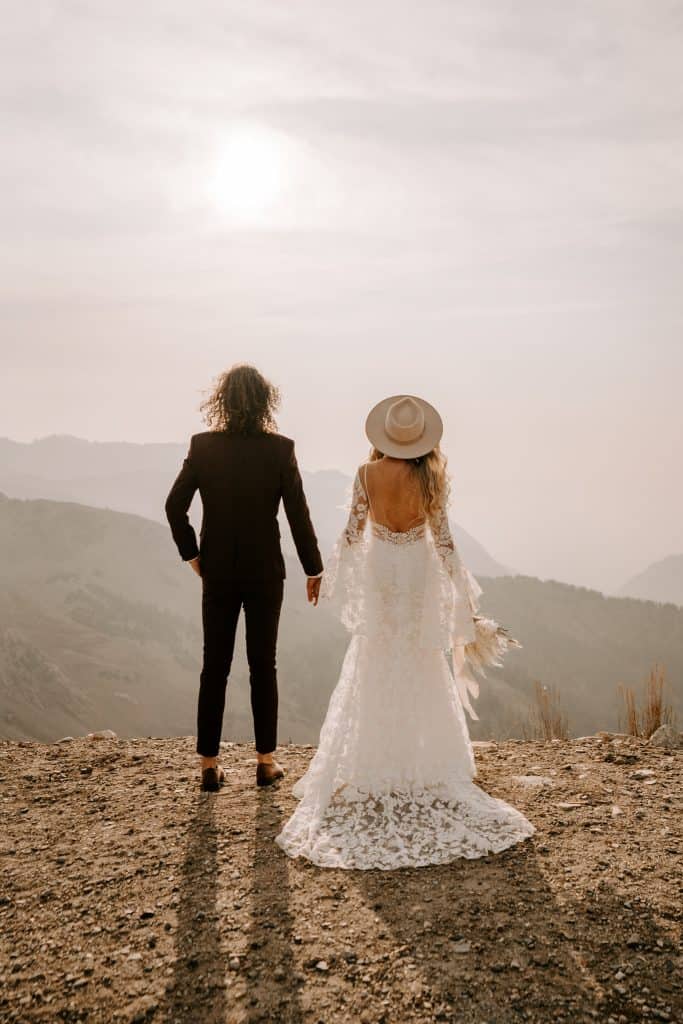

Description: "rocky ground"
0 733 681 1024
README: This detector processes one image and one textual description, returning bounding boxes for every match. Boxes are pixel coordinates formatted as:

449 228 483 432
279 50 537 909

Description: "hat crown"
385 397 425 444
365 393 442 459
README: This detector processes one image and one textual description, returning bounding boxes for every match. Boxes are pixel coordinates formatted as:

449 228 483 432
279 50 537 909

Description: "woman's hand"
188 556 202 577
307 577 321 606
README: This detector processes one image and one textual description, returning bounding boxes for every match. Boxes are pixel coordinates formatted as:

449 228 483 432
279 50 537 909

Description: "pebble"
647 724 681 749
2 735 681 1023
511 774 554 788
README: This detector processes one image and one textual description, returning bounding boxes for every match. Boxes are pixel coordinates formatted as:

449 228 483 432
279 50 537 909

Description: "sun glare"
209 124 285 223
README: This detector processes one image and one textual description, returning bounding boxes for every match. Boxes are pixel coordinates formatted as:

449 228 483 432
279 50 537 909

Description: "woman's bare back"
361 457 426 533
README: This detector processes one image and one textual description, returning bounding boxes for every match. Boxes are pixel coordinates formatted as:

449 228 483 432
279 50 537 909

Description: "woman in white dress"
275 395 536 870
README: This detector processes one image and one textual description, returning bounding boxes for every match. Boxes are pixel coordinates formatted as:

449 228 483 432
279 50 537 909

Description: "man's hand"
307 577 321 606
188 556 202 577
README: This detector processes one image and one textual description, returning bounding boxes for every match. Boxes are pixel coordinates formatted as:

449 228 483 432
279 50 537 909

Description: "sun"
209 124 285 224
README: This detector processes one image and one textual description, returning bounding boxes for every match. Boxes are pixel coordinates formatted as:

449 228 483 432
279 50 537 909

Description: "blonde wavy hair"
368 443 450 523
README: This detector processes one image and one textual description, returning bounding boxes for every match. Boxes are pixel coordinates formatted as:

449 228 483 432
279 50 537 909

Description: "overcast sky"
1 1 682 591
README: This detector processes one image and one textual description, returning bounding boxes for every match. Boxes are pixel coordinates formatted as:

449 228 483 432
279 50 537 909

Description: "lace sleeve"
428 486 521 721
342 468 369 546
429 494 482 617
319 467 369 617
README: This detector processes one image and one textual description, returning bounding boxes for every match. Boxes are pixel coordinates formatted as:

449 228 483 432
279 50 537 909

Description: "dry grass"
617 662 677 739
521 680 569 741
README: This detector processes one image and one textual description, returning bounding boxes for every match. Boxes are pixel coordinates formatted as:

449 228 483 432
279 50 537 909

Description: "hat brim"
365 394 443 459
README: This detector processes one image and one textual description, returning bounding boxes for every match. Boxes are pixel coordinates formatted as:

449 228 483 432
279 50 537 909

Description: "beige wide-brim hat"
365 394 443 459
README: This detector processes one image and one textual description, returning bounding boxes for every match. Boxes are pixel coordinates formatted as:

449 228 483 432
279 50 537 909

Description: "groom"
165 363 323 792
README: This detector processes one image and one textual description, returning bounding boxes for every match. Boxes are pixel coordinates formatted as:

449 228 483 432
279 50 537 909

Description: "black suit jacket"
164 431 323 581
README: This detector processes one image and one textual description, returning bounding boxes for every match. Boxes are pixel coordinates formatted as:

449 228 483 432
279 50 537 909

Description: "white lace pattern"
275 467 534 869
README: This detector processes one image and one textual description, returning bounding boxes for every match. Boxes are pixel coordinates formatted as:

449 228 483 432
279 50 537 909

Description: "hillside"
477 575 683 738
0 732 681 1023
620 555 683 608
1 493 683 744
0 434 511 578
0 492 347 745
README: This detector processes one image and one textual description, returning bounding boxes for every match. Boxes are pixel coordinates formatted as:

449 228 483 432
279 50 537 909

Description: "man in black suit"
165 364 323 791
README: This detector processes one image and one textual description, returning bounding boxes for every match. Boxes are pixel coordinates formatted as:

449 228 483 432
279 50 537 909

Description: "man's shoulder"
273 432 295 450
189 432 290 444
190 430 295 453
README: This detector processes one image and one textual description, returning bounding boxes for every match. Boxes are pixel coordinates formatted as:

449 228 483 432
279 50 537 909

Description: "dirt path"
1 734 680 1024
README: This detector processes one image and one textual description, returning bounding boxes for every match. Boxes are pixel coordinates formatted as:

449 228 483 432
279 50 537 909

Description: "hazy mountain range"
0 434 511 578
1 491 681 744
4 435 682 603
619 555 683 608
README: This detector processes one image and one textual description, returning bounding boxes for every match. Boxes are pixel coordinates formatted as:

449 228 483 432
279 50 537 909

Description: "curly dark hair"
200 363 281 435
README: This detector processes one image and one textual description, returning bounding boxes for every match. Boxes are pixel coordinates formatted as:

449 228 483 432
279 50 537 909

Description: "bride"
275 394 536 870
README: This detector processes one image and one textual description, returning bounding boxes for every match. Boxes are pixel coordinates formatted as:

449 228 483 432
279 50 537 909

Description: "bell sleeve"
429 492 521 722
319 469 370 631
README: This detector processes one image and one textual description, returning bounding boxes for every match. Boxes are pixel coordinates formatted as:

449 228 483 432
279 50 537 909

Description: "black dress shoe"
256 761 284 787
200 765 225 792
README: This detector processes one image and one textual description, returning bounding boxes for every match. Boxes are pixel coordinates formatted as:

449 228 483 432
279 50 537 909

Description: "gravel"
0 732 681 1023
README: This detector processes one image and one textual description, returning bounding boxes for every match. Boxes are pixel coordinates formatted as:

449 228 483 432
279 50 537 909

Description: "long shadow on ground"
163 792 226 1024
355 836 680 1023
243 789 304 1024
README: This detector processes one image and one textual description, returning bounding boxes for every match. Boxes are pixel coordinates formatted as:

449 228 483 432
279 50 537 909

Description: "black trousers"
196 576 284 757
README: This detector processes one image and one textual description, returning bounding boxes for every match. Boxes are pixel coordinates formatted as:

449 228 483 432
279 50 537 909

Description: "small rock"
625 933 641 947
56 736 75 744
228 957 240 971
632 769 655 780
87 730 118 741
451 940 471 954
647 724 681 749
511 775 554 788
273 966 286 981
315 960 329 972
124 995 158 1023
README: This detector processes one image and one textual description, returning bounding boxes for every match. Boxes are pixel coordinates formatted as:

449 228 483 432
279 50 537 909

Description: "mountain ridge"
1 493 682 745
620 553 683 608
0 434 511 578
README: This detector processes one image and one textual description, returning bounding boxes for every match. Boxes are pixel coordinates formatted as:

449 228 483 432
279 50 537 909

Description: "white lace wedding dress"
275 469 536 869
